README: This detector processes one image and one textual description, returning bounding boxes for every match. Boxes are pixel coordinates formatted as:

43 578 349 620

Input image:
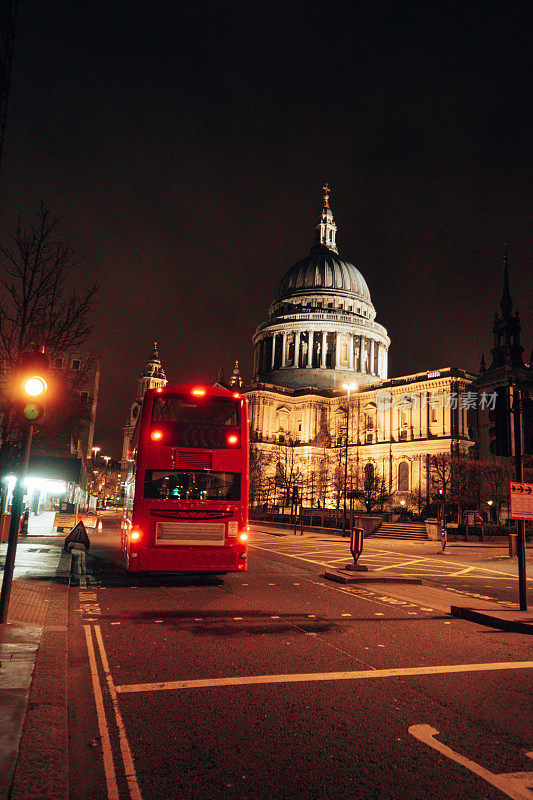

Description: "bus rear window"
152 396 239 426
150 395 240 448
144 470 241 501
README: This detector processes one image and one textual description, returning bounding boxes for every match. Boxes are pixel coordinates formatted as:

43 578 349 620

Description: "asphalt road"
68 518 533 800
250 524 533 608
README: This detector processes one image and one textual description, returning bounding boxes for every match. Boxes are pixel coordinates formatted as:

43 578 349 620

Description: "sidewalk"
0 536 71 800
252 522 533 635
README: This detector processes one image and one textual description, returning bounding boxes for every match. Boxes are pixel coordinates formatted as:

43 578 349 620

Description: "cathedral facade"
246 188 478 511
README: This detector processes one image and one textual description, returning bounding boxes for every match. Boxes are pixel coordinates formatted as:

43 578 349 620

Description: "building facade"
246 189 479 511
472 256 533 477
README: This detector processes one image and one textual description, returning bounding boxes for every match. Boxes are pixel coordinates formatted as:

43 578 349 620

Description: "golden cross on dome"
322 183 331 209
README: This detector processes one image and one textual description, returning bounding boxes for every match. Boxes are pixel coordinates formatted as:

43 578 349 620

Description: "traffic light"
16 349 49 426
488 386 510 456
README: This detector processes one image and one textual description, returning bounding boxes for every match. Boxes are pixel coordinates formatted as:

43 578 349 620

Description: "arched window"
398 461 410 491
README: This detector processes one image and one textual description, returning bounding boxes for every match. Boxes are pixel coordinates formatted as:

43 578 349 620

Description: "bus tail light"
150 429 163 441
227 434 239 446
191 387 206 396
239 532 248 542
130 529 142 542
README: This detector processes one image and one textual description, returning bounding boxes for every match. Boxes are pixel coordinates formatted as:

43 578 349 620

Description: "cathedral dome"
252 186 390 390
276 243 371 303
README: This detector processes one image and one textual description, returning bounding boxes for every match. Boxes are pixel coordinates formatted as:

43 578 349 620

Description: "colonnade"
254 330 387 379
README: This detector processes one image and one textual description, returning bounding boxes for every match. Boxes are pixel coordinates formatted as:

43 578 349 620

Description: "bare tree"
0 202 98 466
479 459 514 521
352 461 390 513
273 439 300 506
249 441 270 506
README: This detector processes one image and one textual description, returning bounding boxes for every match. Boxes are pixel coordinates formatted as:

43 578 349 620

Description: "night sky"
1 1 531 458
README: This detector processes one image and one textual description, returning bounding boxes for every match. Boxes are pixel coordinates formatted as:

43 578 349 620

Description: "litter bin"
508 533 518 557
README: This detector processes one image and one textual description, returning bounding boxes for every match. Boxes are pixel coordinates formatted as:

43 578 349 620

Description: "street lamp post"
102 456 111 507
342 383 357 534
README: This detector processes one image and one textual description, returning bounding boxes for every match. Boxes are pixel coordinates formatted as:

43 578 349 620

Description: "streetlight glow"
24 376 47 396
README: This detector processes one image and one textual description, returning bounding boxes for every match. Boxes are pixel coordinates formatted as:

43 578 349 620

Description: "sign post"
0 426 33 623
510 386 528 611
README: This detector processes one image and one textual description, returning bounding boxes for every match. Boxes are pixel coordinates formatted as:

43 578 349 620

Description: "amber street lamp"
342 383 357 533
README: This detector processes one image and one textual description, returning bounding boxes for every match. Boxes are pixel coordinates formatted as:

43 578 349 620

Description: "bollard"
508 533 518 558
345 527 368 571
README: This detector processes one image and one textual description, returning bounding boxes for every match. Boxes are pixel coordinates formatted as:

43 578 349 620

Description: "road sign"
510 482 533 521
77 513 98 529
54 512 77 528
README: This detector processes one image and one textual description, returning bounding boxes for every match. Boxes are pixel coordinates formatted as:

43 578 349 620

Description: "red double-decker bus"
122 384 248 573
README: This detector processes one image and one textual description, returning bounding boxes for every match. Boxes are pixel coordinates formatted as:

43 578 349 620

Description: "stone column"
294 331 301 368
307 331 314 367
360 336 366 373
335 333 340 368
355 335 361 371
370 340 375 375
270 335 276 370
349 334 354 370
281 332 287 368
321 332 327 369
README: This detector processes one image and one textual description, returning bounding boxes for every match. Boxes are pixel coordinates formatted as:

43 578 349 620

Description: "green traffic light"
22 402 41 420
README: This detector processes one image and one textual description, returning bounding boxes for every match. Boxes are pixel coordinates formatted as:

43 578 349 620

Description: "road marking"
450 567 476 576
409 724 533 800
373 558 428 572
94 626 143 800
250 541 533 579
83 626 119 800
115 661 533 694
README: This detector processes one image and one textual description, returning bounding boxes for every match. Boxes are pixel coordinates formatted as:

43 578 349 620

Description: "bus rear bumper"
128 544 247 573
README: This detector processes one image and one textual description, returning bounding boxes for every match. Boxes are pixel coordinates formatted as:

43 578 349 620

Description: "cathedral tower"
120 343 167 470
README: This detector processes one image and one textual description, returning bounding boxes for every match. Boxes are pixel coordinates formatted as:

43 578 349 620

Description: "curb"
324 568 423 585
9 549 71 800
450 606 533 635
